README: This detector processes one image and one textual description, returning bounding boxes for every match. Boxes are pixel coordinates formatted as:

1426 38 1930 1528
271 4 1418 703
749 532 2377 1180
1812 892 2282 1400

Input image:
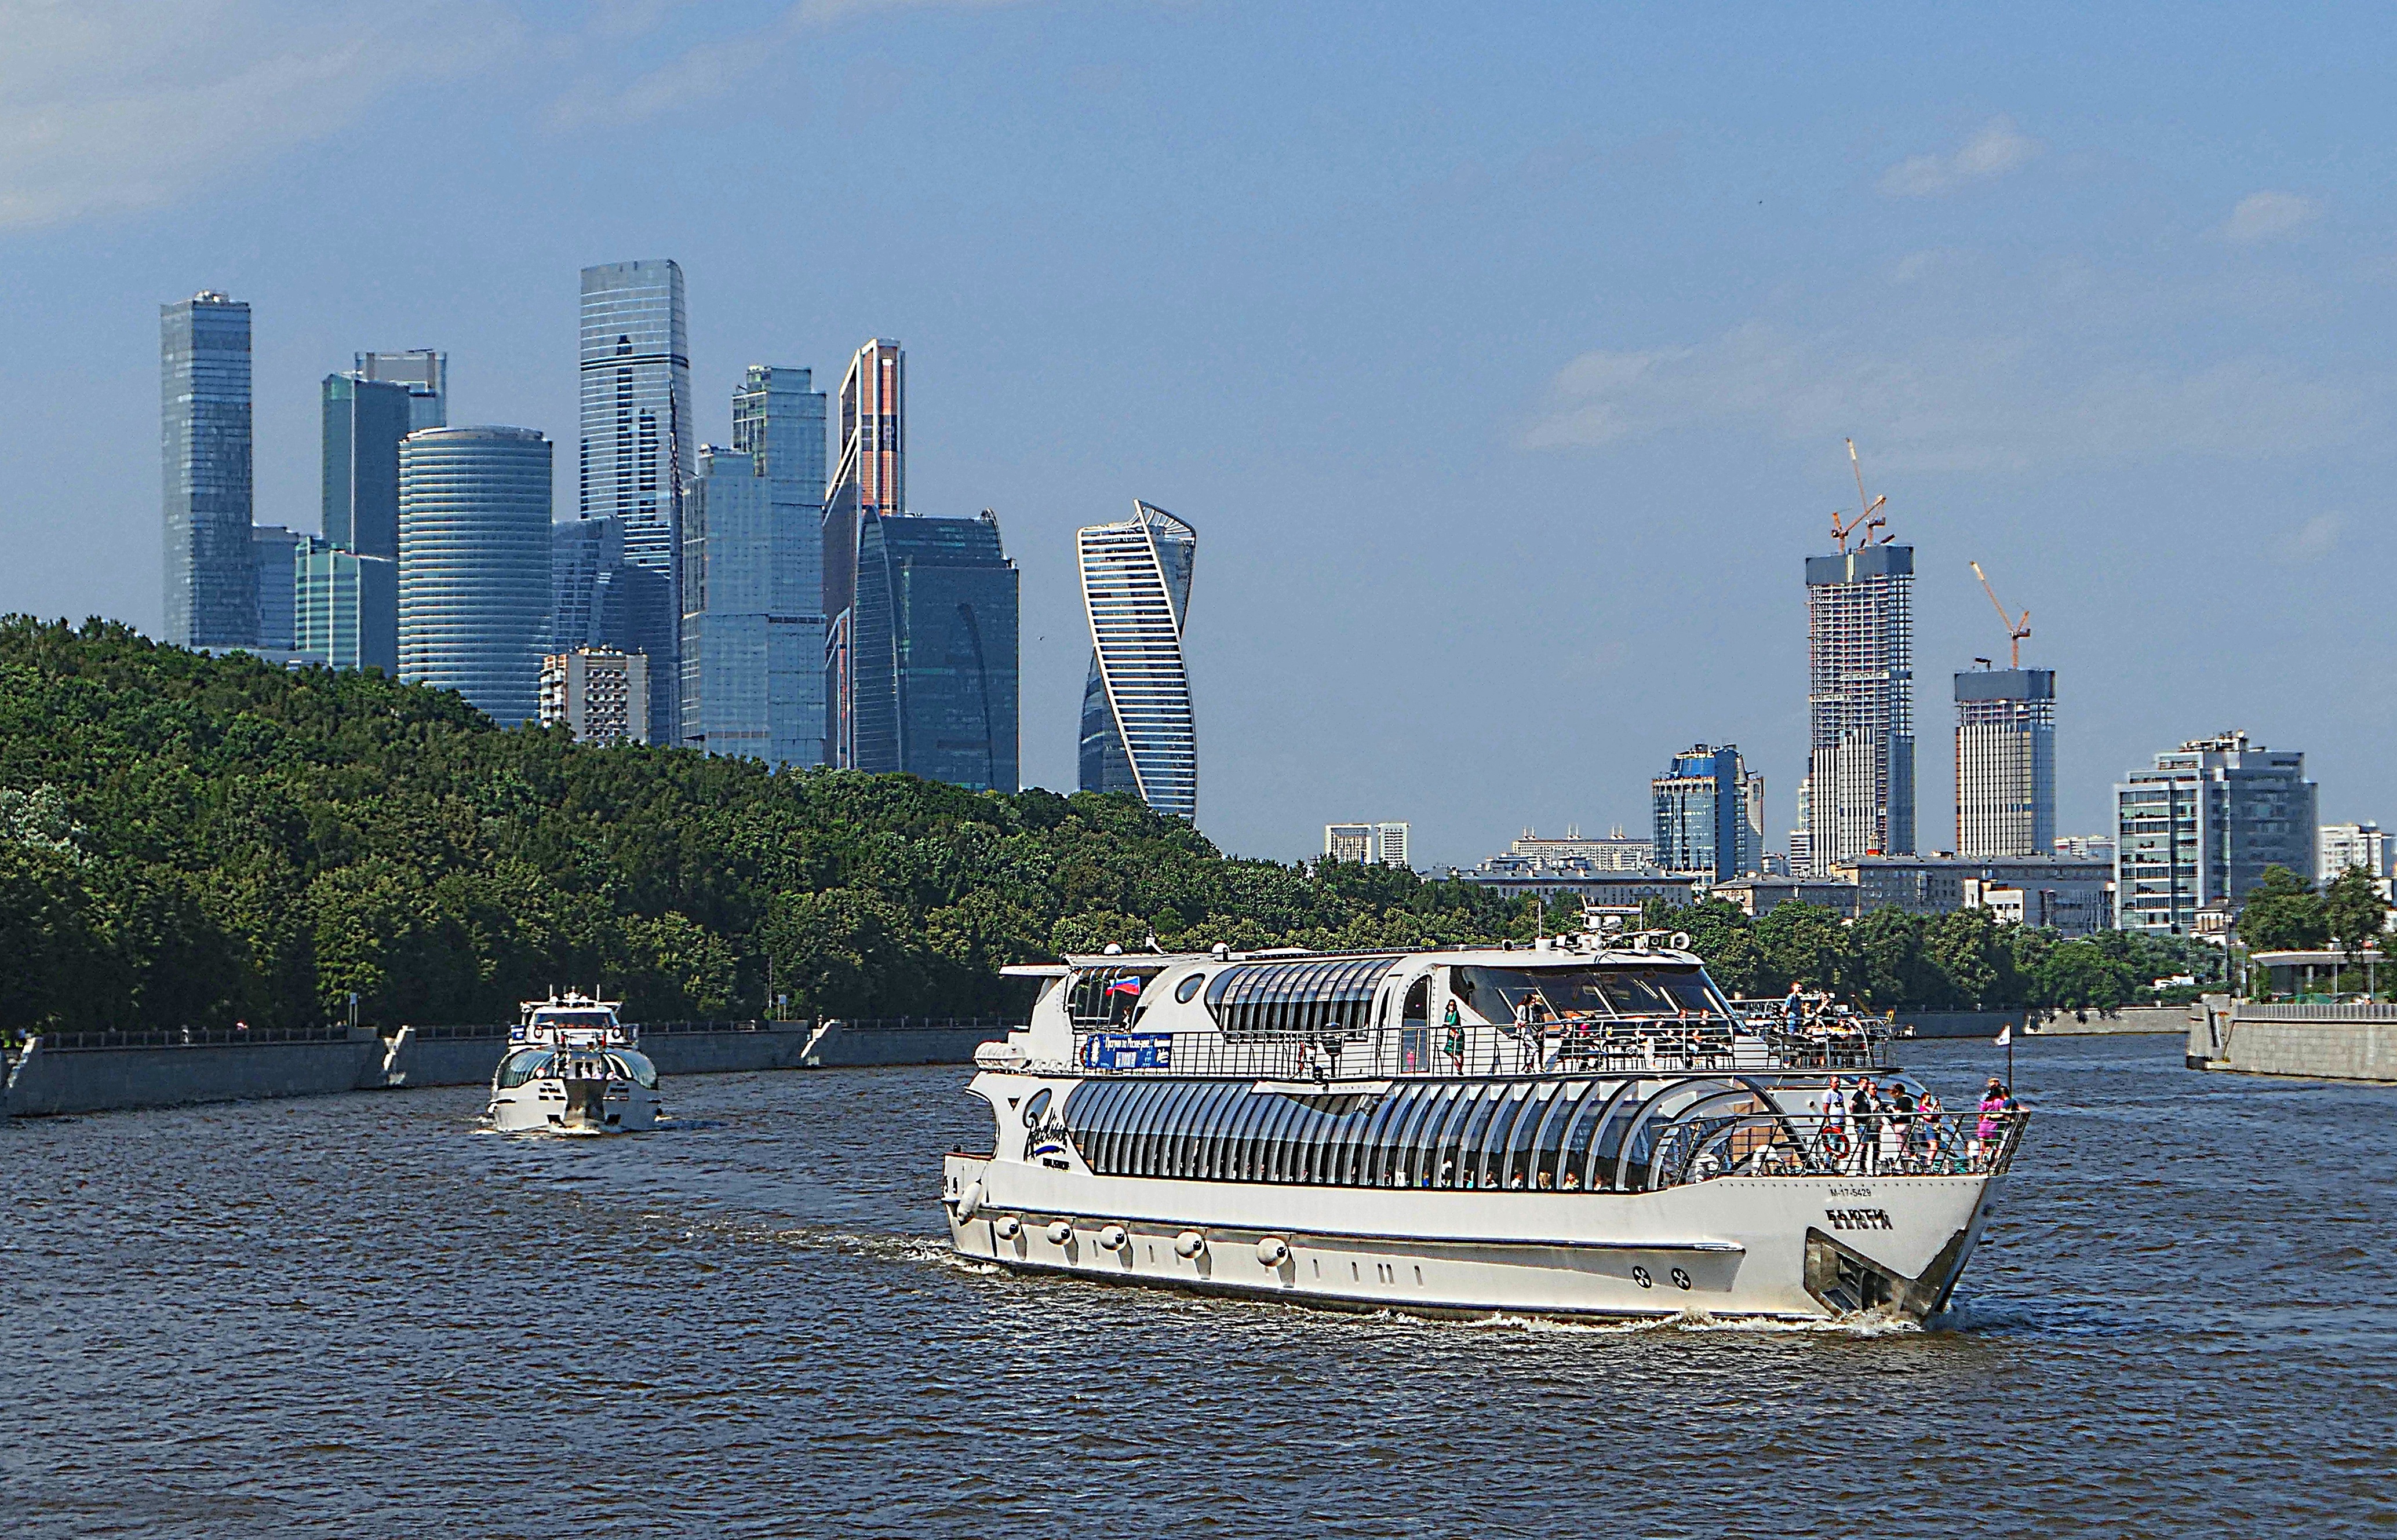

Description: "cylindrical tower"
399 426 552 726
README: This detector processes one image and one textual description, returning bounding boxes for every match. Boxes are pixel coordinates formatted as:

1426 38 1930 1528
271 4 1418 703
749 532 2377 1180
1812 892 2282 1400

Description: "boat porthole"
1633 1266 1653 1289
1175 973 1205 1003
1671 1268 1692 1290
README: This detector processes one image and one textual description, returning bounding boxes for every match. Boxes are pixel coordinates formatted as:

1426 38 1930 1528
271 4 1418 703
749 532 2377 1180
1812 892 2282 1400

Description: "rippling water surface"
6 1034 2392 1537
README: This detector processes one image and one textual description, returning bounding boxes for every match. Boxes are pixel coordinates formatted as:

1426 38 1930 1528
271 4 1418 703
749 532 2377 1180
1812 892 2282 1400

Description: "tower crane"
1830 438 1892 553
1970 560 2031 669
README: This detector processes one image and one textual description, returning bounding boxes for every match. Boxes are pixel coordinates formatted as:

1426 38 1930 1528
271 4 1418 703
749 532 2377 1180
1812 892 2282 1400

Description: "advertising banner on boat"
1080 1032 1174 1071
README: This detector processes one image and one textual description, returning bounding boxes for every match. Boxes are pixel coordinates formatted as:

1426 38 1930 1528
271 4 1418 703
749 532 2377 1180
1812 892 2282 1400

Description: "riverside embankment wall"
2030 1005 2191 1037
3 1018 1008 1117
2187 998 2397 1083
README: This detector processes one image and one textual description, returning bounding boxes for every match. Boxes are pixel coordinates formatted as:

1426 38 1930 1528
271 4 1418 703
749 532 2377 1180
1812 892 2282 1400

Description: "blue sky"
3 1 2393 867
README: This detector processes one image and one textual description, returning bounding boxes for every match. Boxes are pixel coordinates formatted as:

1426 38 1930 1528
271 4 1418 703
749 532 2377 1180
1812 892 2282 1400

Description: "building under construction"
1804 444 1915 868
1955 666 2056 857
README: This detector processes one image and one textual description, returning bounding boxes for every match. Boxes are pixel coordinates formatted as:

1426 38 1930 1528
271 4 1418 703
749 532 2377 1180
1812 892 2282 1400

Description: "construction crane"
1830 438 1892 553
1970 560 2031 669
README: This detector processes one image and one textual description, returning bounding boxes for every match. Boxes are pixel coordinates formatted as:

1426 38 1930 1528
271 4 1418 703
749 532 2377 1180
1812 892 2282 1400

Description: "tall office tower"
1955 666 2056 859
295 535 399 672
1076 502 1198 819
249 525 303 653
1805 544 1915 864
550 515 622 651
162 291 256 649
1376 821 1411 868
2115 731 2316 935
822 339 905 767
398 428 552 726
2318 822 2388 880
1324 824 1374 862
681 440 822 766
321 374 411 559
1652 745 1765 882
579 260 690 741
727 365 829 762
1789 775 1813 878
846 509 1018 790
540 648 650 745
353 350 448 431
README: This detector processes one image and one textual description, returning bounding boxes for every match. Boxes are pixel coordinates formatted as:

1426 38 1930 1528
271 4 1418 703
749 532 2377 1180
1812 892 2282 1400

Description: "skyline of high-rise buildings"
578 260 689 743
1077 501 1198 820
161 291 256 651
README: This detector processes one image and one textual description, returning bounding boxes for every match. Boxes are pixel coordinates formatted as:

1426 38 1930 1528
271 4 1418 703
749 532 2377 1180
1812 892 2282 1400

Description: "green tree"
2321 864 2389 962
2235 864 2327 952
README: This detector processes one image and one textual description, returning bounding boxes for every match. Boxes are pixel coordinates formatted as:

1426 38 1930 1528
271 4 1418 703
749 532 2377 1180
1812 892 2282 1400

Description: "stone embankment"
2186 997 2397 1083
2028 1005 2192 1037
2 1017 1009 1118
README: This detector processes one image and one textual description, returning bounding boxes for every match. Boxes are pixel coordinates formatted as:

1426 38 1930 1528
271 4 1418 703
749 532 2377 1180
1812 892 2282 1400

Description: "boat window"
1562 1081 1630 1190
1068 966 1165 1027
1148 1081 1205 1177
1531 1081 1597 1189
604 1050 659 1089
1394 1083 1460 1188
1452 966 1720 1025
1477 1082 1539 1189
494 1049 552 1089
1174 973 1204 1003
1202 957 1401 1039
1189 1083 1237 1180
530 1010 615 1030
1501 1081 1562 1189
1422 1083 1482 1188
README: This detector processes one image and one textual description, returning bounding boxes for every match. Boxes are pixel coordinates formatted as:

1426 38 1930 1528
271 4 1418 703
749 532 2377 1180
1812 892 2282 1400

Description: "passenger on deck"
1973 1078 2005 1166
1851 1078 1883 1174
1561 1169 1582 1191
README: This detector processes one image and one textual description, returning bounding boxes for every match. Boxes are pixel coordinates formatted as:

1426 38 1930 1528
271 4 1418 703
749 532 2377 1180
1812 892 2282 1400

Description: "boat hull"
490 1079 661 1134
942 1154 1999 1323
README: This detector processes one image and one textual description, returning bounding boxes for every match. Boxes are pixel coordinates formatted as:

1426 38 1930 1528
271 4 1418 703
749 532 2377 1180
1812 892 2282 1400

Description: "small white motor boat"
489 991 662 1134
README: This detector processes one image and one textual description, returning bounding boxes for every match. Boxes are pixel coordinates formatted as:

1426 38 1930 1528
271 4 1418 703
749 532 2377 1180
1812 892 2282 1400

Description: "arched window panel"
1397 1084 1464 1188
1421 1082 1483 1188
1582 1080 1651 1192
1532 1080 1600 1189
1502 1081 1565 1189
1474 1082 1538 1189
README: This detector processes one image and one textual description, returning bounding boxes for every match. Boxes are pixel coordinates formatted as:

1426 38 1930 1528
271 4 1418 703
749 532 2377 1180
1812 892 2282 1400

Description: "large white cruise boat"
489 992 662 1134
942 928 2025 1322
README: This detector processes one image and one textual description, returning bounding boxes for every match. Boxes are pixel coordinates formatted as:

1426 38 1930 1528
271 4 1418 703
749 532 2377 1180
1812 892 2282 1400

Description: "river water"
4 1034 2391 1538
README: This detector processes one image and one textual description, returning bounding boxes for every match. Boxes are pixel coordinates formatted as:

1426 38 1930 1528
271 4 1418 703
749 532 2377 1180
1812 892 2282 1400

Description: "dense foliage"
2235 863 2389 957
0 619 1539 1032
1635 896 2220 1012
0 619 2229 1034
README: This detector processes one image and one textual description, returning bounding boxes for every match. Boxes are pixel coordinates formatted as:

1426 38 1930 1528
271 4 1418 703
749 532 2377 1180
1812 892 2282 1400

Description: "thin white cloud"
2220 190 2319 244
1879 116 2039 198
1522 319 2377 473
547 0 1025 128
0 1 515 232
2282 512 2344 562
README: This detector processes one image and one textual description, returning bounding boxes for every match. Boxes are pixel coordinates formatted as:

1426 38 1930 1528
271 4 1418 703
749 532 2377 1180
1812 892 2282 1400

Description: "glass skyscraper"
682 366 828 767
322 374 411 559
1652 745 1765 882
1955 667 2057 859
296 536 398 673
398 427 552 726
823 339 904 767
352 350 447 431
580 260 690 742
250 524 302 654
161 291 255 649
848 510 1018 791
1077 502 1197 819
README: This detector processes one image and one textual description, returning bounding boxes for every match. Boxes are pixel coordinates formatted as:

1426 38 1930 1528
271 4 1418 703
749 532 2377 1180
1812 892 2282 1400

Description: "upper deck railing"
1068 1017 1885 1081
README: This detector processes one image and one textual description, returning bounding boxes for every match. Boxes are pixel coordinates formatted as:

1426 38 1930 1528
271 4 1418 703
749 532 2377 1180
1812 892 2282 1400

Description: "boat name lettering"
1825 1207 1895 1232
1080 1032 1174 1071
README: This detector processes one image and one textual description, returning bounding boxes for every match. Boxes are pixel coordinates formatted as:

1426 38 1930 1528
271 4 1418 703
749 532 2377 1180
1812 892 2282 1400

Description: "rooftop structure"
1652 745 1764 882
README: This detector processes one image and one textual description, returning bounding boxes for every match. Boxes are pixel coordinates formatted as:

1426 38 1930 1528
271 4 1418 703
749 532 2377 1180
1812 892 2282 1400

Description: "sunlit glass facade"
398 427 552 725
